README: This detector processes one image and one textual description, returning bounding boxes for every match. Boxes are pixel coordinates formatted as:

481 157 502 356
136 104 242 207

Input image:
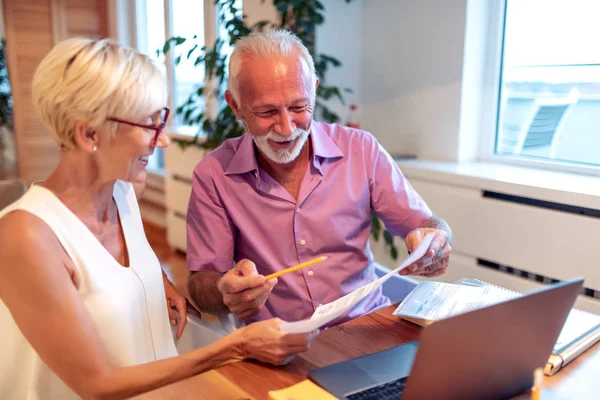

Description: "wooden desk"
134 305 600 399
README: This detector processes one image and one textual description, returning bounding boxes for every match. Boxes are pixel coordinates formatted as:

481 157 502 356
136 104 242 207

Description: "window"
127 0 220 171
493 0 600 171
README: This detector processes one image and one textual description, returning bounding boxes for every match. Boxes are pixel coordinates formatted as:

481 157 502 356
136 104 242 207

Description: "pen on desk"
265 256 328 281
531 367 543 400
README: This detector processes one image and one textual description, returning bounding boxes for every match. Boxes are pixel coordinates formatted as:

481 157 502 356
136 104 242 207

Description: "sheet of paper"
392 281 519 321
554 309 600 353
280 234 435 334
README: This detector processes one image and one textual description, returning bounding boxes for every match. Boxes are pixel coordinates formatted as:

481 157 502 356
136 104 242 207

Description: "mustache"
265 129 308 143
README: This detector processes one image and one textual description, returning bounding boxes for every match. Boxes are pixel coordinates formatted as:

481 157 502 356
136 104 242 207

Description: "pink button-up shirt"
186 121 432 324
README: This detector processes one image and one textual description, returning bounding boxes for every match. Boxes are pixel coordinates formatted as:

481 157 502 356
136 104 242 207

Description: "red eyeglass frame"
107 106 170 145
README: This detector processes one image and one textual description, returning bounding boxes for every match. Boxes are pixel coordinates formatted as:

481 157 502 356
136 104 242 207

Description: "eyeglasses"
107 107 170 146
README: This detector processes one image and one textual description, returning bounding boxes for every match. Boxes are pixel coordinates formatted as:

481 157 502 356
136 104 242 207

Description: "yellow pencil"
531 367 543 400
265 256 328 281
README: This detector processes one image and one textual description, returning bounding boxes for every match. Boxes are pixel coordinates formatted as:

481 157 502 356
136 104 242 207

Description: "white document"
554 308 600 353
392 281 519 322
280 234 435 334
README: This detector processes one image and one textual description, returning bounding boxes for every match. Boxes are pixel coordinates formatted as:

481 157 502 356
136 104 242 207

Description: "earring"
92 145 97 152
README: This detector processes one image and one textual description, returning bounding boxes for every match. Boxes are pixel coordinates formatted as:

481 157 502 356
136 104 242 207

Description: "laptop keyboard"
346 377 407 400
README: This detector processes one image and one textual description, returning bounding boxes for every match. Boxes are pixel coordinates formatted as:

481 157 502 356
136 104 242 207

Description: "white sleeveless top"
0 180 178 400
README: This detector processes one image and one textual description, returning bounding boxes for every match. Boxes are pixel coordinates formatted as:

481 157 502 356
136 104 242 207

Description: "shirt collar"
224 133 258 176
310 123 344 160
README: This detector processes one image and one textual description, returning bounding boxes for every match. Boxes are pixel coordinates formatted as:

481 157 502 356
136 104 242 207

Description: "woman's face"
96 109 170 184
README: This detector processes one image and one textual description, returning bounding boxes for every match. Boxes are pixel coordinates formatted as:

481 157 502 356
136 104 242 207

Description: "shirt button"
308 270 314 276
300 239 306 246
296 207 300 213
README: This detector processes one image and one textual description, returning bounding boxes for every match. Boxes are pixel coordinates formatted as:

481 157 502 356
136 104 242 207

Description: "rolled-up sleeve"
364 133 432 237
186 159 236 272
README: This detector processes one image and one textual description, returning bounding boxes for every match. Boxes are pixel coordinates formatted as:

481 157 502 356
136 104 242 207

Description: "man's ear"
225 90 243 121
72 121 97 153
315 77 320 92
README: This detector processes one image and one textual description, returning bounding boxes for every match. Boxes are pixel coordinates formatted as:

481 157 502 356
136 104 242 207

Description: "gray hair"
227 30 317 104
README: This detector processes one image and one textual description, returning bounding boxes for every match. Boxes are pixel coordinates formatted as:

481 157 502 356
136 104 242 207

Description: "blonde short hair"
32 38 167 149
228 30 316 104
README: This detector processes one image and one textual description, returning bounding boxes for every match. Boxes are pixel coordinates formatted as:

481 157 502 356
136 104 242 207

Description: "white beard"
248 125 311 164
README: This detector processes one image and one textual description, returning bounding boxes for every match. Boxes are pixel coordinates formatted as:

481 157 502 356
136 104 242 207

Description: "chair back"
374 262 418 304
499 89 579 158
0 179 27 210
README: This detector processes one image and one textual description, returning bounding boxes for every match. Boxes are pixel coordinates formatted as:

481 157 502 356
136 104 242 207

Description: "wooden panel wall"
3 0 107 182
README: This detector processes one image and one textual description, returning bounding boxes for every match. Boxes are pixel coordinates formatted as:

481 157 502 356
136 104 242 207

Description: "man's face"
228 50 317 164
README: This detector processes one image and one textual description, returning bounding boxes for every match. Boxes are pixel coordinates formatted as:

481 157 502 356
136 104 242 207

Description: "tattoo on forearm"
421 215 453 245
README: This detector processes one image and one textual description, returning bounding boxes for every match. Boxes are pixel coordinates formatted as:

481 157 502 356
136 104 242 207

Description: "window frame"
138 0 218 135
109 0 220 172
478 0 600 177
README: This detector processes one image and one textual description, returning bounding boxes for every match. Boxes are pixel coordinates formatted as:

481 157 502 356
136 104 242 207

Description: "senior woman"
0 38 317 400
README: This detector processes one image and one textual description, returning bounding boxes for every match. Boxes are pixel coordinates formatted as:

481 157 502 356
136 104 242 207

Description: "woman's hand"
236 319 319 365
163 273 188 339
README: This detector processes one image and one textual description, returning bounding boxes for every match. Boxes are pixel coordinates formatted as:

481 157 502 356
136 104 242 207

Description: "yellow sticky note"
268 379 338 400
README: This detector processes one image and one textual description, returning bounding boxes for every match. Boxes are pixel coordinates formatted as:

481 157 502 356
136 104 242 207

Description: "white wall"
358 0 468 160
247 0 472 161
315 0 363 123
314 0 472 263
457 0 489 162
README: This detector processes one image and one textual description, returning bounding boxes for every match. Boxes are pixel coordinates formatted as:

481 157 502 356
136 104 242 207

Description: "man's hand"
401 228 452 277
217 259 277 320
163 274 188 339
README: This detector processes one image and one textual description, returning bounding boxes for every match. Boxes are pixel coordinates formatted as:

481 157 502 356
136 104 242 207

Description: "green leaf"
162 41 171 55
186 44 198 59
177 140 190 151
383 230 393 246
372 215 381 229
251 20 270 30
371 214 381 241
276 2 288 13
194 56 205 66
175 37 186 45
319 54 341 67
390 246 399 261
175 55 182 65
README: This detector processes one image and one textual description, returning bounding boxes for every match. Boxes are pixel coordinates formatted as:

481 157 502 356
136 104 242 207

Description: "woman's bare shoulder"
0 210 55 244
0 210 71 273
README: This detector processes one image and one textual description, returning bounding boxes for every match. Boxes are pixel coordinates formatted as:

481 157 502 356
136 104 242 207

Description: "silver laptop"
309 277 583 400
